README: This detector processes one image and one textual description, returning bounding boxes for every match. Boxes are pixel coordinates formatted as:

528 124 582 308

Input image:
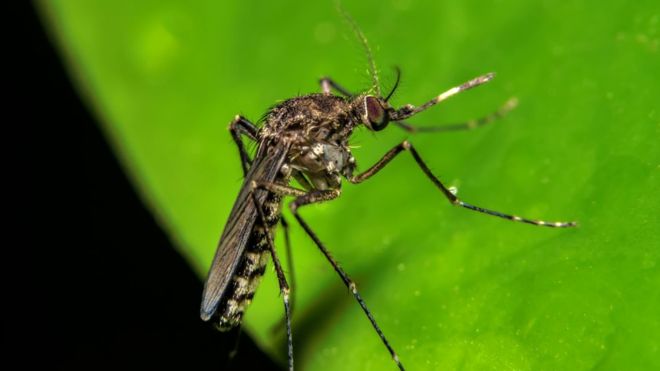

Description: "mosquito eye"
364 96 389 131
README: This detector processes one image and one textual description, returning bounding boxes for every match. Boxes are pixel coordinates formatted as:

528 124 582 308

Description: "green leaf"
39 0 659 369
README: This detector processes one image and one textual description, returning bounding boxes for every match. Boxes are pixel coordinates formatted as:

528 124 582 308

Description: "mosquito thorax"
261 94 358 142
259 93 359 190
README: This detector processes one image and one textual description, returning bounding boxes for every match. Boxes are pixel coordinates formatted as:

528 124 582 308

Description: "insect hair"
336 2 381 96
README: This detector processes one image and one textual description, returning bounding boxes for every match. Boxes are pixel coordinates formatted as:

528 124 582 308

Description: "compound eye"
364 96 389 131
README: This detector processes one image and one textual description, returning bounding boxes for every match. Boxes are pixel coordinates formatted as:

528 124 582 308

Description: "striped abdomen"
216 192 282 331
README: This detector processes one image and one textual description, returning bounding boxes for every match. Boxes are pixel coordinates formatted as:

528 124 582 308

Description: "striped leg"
249 188 294 371
391 73 496 121
349 141 577 228
290 190 406 371
269 216 297 334
394 97 518 133
252 181 406 370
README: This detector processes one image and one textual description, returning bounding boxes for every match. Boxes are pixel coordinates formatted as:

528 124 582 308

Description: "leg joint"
228 115 243 131
348 281 358 294
289 202 298 213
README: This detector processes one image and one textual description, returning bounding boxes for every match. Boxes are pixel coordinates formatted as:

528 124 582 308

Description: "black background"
20 3 280 370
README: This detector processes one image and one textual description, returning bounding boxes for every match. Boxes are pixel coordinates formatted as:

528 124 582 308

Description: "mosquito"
200 12 577 371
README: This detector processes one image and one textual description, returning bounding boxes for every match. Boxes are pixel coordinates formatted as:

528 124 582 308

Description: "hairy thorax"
260 94 360 190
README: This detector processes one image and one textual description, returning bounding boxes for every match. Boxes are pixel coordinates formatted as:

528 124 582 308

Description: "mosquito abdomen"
215 193 282 331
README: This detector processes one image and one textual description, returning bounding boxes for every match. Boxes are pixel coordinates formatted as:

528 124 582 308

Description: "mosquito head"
358 66 405 132
360 95 392 131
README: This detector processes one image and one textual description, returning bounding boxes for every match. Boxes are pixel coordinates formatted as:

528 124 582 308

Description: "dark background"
19 3 279 370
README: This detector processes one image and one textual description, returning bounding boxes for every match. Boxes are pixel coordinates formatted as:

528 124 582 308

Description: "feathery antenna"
336 2 381 96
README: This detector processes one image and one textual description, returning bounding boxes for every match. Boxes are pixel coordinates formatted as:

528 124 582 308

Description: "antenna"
336 2 381 96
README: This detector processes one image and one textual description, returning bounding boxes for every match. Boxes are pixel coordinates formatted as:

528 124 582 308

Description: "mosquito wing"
200 141 290 321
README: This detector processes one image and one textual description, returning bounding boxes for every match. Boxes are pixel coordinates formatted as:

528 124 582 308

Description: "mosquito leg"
289 189 406 371
281 217 296 312
270 216 297 334
251 181 307 197
227 325 242 360
292 169 314 191
250 181 307 333
250 181 306 338
229 115 259 177
319 77 353 97
394 97 518 133
249 188 294 371
349 141 577 228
